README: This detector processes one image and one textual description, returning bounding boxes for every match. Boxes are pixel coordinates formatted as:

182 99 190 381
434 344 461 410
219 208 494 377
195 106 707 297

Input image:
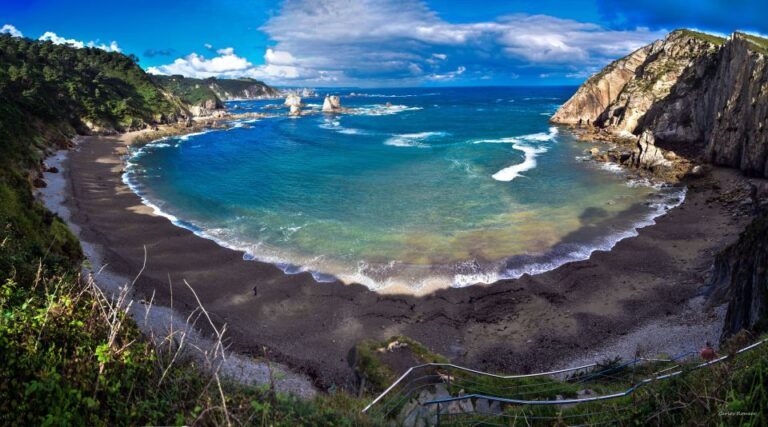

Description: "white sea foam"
345 92 438 98
148 142 172 148
522 97 560 101
318 118 369 135
352 104 423 116
491 145 547 181
473 127 559 181
318 119 341 130
452 185 688 288
338 128 366 135
384 131 448 148
177 130 211 141
599 162 625 174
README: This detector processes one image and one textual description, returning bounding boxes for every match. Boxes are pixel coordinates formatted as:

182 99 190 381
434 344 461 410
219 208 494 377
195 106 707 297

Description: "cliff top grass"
674 29 727 46
354 335 449 393
152 74 222 107
737 32 768 55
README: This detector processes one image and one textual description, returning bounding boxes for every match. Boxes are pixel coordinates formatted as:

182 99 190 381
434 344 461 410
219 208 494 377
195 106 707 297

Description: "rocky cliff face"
553 30 768 178
710 210 768 339
550 44 652 126
207 79 281 101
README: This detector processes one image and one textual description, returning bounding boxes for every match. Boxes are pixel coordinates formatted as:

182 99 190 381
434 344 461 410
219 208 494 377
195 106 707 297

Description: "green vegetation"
354 335 450 393
738 32 768 55
207 77 278 100
676 29 727 46
0 34 185 132
371 334 768 425
152 75 224 108
152 75 278 108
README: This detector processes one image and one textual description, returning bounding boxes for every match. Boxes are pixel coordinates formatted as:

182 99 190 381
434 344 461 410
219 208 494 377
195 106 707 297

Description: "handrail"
362 361 598 413
422 338 767 408
362 349 695 413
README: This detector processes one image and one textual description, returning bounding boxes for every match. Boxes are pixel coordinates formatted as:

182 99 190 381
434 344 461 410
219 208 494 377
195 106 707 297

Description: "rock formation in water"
322 95 342 113
285 94 302 116
552 30 768 178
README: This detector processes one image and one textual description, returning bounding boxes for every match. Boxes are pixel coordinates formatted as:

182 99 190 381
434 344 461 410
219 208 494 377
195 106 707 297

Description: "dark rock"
709 211 768 340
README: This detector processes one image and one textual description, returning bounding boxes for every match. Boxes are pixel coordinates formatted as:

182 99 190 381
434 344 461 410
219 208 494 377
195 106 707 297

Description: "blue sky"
2 0 765 87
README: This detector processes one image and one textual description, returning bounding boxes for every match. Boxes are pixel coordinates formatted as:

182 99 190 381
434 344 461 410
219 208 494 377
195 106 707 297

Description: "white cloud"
264 48 296 65
38 31 121 52
427 66 465 81
40 31 85 48
149 46 321 81
1 24 22 38
147 48 253 78
149 0 668 85
87 40 121 52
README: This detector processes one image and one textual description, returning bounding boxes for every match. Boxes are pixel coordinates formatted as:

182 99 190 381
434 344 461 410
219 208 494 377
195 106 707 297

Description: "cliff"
554 29 768 340
710 209 768 339
207 77 280 100
552 30 768 178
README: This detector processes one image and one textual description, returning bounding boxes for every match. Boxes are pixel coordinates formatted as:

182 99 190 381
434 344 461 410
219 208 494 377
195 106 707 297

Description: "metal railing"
362 338 767 424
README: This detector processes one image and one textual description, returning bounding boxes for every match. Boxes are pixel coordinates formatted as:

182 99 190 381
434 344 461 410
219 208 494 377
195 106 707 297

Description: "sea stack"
284 94 302 116
322 95 342 113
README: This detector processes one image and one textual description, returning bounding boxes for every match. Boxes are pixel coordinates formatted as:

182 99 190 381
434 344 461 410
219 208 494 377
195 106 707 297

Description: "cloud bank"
148 0 668 86
38 31 121 52
1 24 23 38
2 25 121 53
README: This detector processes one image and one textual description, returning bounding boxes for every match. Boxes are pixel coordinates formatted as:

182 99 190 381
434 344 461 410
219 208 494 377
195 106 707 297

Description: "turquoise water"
125 87 685 293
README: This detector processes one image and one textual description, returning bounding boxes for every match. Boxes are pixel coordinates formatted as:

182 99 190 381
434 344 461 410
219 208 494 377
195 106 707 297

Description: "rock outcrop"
710 210 768 340
628 130 671 169
285 94 302 116
550 44 652 126
322 95 342 113
552 30 768 178
188 97 226 118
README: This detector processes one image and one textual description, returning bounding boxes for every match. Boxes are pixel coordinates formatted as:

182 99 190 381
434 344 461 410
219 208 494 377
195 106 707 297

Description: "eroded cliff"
553 30 768 178
710 209 768 339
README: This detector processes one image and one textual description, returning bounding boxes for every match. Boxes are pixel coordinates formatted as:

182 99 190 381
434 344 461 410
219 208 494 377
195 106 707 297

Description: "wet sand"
50 132 752 390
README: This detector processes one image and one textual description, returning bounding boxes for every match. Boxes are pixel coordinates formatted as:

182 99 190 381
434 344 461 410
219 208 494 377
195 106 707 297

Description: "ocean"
124 86 685 293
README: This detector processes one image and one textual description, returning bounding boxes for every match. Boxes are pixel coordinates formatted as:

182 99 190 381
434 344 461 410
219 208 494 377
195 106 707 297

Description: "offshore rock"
322 95 342 112
285 94 302 116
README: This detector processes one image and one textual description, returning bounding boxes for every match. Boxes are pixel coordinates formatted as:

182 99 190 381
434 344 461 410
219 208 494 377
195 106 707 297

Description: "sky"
1 0 766 87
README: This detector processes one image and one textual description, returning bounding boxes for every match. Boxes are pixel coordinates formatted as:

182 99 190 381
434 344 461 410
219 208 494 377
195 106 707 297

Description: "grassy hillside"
152 75 279 109
151 74 224 108
0 34 187 133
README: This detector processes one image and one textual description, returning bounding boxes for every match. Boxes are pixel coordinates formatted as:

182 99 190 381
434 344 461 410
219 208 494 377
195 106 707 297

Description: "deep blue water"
125 87 685 293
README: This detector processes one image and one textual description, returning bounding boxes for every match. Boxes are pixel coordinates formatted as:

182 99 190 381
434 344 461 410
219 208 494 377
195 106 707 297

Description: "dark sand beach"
52 131 753 389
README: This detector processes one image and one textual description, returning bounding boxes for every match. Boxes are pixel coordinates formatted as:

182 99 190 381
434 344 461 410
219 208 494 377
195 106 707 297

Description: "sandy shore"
42 130 754 390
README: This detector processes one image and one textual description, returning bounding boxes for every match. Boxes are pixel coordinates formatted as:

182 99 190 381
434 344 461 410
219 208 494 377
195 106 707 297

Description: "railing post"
436 403 441 426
